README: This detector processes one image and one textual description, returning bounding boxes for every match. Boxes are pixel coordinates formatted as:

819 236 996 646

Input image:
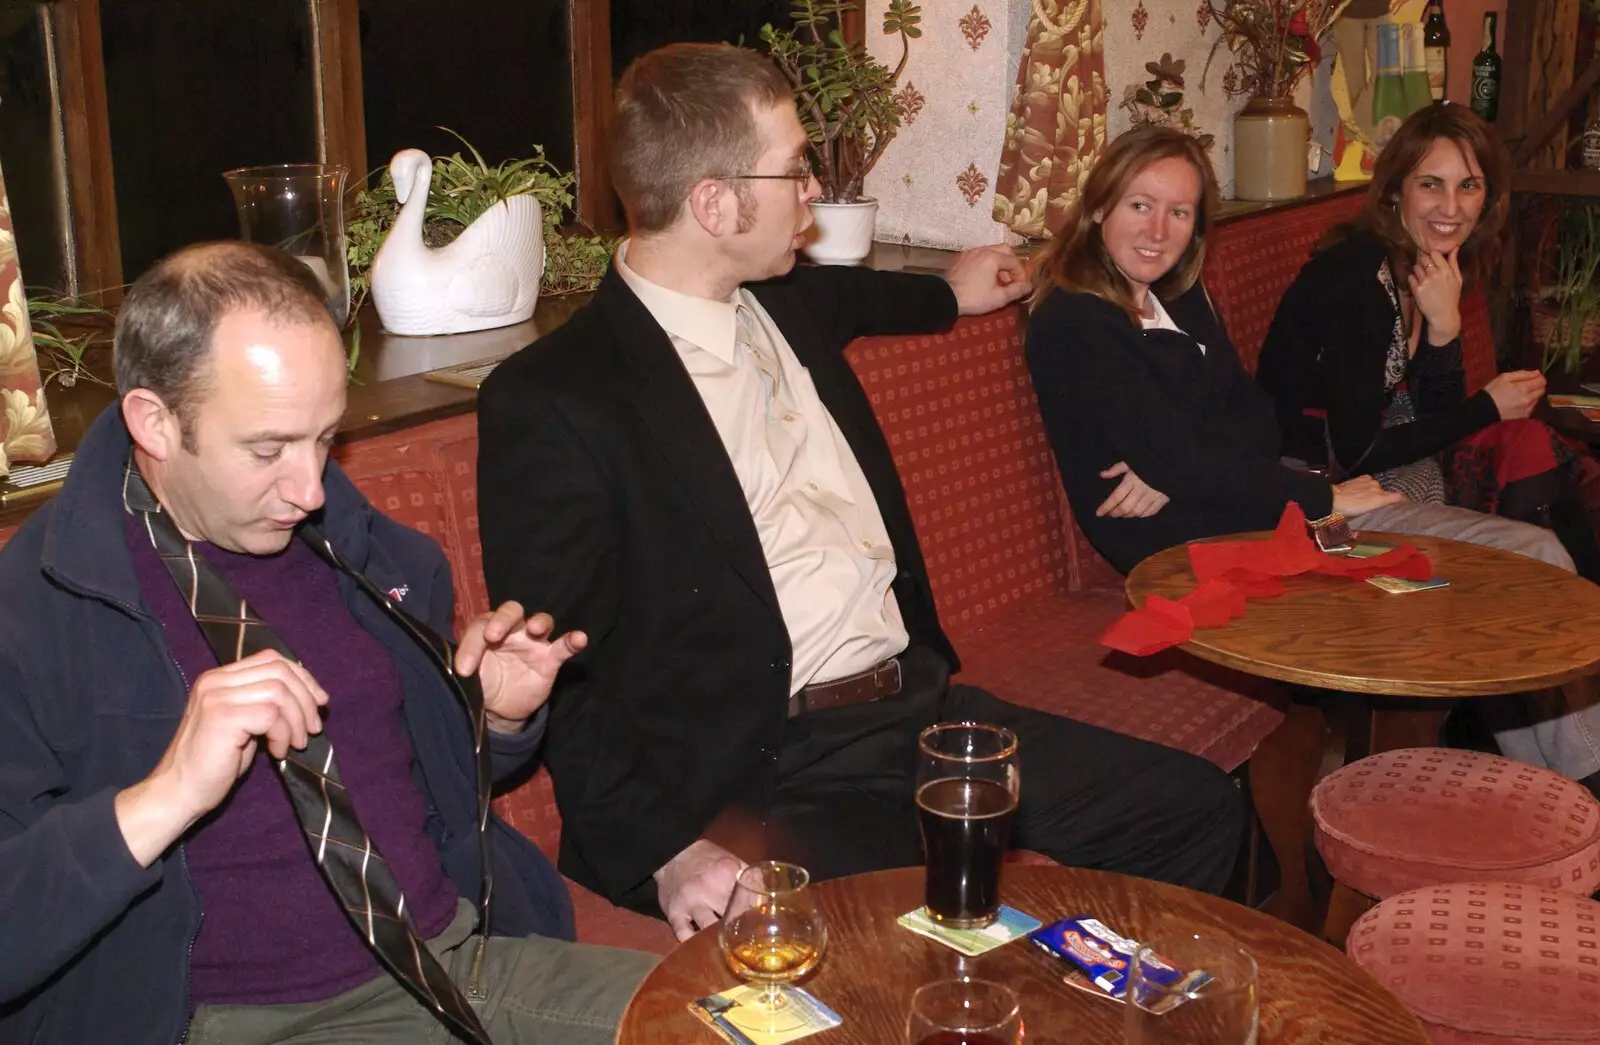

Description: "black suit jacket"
477 262 961 906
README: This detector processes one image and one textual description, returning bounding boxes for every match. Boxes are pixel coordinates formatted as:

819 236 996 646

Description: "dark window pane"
359 0 572 187
610 0 793 78
101 0 318 280
0 2 69 291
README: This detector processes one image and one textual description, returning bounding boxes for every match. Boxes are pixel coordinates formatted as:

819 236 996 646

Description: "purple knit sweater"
126 514 460 1005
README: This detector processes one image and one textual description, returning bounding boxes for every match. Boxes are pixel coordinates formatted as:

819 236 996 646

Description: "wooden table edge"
1149 622 1600 697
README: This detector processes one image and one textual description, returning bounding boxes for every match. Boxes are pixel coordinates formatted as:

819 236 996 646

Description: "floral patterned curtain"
992 0 1108 238
0 159 57 479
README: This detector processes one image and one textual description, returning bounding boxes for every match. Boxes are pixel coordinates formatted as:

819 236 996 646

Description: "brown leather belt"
787 656 903 718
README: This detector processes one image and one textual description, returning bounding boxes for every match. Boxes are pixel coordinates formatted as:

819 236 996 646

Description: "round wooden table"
1126 532 1600 697
1126 531 1600 934
614 865 1427 1045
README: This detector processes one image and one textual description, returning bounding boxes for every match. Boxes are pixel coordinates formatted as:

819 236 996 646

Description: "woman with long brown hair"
1257 104 1596 577
1027 124 1600 794
1026 124 1402 576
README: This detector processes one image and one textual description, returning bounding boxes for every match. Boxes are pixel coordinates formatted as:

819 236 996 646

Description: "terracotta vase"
1233 95 1309 202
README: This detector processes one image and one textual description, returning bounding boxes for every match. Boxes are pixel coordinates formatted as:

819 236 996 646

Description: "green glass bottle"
1471 13 1501 122
1401 24 1433 114
1372 24 1408 152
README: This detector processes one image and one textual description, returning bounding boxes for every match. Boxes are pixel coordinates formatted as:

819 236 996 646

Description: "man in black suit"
478 42 1245 940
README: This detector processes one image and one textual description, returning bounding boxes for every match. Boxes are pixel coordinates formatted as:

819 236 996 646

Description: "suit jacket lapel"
594 272 784 622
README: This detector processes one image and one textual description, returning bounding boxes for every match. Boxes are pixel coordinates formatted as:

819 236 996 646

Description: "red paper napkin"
1101 503 1432 656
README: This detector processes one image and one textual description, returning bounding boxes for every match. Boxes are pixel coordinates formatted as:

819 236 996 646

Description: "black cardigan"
1255 231 1499 474
1026 283 1333 575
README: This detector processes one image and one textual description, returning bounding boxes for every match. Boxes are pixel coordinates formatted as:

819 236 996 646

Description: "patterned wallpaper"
863 0 1024 249
863 0 1342 249
0 159 56 479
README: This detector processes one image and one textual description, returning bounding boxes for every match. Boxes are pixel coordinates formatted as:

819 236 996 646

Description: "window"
0 0 853 297
100 0 319 278
359 0 574 185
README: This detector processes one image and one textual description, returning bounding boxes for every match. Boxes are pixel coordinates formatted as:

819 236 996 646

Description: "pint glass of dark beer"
915 722 1020 929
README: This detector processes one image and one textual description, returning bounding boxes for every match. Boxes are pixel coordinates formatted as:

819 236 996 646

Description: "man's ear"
122 388 182 461
687 178 732 237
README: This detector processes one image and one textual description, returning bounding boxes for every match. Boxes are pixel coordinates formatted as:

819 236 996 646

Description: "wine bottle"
1423 0 1450 100
1471 13 1501 122
1372 24 1408 153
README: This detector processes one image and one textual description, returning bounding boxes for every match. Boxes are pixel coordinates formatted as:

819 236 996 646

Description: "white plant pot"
804 199 879 266
370 148 546 336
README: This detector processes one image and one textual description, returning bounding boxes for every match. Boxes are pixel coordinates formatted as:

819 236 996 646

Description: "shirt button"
771 656 790 672
862 540 873 550
782 414 796 422
760 747 779 765
807 482 818 491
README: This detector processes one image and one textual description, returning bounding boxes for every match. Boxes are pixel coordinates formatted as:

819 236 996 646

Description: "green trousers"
186 900 658 1044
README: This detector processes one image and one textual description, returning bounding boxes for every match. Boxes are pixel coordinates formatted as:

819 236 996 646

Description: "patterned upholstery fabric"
1203 193 1366 374
1348 881 1600 1044
1460 290 1496 395
332 414 489 635
955 589 1283 772
845 314 1075 636
1313 748 1600 900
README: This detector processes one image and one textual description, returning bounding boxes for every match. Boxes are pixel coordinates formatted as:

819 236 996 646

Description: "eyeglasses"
715 163 816 183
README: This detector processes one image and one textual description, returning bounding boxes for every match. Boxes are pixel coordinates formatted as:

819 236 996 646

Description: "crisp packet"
1028 916 1211 1011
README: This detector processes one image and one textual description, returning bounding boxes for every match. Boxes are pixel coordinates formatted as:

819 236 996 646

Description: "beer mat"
1365 574 1449 594
896 904 1043 956
1581 383 1600 395
1547 394 1600 410
687 985 842 1045
1343 540 1397 559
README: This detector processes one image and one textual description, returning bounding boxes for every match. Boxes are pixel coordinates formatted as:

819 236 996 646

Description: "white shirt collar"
615 240 741 365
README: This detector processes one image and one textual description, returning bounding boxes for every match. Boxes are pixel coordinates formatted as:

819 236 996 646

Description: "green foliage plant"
25 292 114 391
1538 204 1600 375
761 0 921 205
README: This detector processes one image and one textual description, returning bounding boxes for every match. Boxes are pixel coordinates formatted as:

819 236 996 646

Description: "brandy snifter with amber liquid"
718 861 828 1013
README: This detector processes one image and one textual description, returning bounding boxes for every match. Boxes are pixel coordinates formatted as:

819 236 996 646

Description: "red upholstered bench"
843 313 1284 771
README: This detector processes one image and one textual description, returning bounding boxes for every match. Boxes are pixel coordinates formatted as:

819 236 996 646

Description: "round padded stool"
1347 881 1600 1044
1312 748 1600 900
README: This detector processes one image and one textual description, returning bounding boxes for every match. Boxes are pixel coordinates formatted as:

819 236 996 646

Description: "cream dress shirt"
615 243 909 694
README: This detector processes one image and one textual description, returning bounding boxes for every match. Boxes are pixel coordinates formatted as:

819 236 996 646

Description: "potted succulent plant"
762 0 921 264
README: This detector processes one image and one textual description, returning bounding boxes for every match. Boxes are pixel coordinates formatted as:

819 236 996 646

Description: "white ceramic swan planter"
369 148 546 336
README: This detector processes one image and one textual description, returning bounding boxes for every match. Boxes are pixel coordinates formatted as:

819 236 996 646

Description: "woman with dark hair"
1257 103 1598 577
1027 124 1600 794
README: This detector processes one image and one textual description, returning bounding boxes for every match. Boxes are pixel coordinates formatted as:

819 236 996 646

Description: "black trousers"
759 647 1246 895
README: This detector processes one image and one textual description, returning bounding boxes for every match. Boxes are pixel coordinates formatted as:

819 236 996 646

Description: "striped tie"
123 458 493 1044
